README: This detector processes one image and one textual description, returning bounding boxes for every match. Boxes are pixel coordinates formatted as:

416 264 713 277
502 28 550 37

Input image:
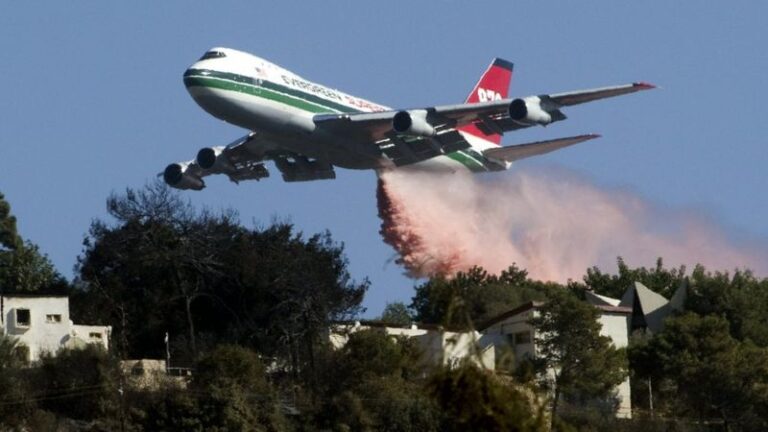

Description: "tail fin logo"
458 58 513 146
477 88 502 102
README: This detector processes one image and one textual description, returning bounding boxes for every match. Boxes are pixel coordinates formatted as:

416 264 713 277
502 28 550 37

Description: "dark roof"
478 301 544 331
594 304 632 314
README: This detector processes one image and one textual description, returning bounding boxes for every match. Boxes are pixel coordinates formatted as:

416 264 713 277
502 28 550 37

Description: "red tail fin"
457 58 513 146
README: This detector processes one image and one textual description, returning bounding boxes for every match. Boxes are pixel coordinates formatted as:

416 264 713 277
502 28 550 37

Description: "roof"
594 304 632 314
0 293 69 298
331 319 442 331
668 279 688 312
620 281 670 333
478 301 544 331
585 291 621 307
620 282 668 313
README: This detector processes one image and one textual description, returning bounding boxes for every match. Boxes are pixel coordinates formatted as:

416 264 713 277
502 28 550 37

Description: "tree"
0 191 64 293
685 266 768 347
190 345 288 432
315 330 439 432
0 192 21 251
411 265 555 329
75 183 241 359
136 383 203 432
581 257 686 299
218 222 368 379
380 302 412 326
75 182 368 371
0 334 35 429
629 312 768 430
428 364 546 432
530 290 627 426
36 345 121 422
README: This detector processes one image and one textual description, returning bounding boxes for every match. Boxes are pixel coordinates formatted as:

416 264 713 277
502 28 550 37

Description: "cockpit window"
199 51 226 61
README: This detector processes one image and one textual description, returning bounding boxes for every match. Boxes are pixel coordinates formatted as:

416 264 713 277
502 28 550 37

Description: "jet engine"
508 97 553 126
392 109 436 136
163 163 205 190
196 146 234 173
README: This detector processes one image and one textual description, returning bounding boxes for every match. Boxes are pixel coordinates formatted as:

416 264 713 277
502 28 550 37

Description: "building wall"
329 323 494 370
72 324 111 351
1 296 111 362
121 359 170 389
329 322 430 349
597 311 632 418
415 330 494 369
2 296 71 361
598 313 629 349
482 306 633 418
483 310 536 364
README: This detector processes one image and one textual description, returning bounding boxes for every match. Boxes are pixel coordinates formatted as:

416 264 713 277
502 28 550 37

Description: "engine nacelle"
196 146 234 172
508 97 553 126
392 109 436 136
163 163 205 190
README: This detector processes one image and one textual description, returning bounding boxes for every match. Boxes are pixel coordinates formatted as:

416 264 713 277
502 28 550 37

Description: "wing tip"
633 82 657 90
577 133 602 143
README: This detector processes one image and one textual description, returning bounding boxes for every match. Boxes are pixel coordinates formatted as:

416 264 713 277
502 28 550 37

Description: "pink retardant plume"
376 167 768 281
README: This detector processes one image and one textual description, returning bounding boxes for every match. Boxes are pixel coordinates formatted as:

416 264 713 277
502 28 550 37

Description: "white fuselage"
183 48 495 172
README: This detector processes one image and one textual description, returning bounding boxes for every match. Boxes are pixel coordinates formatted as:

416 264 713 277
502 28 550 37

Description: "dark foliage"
75 183 367 373
411 265 556 330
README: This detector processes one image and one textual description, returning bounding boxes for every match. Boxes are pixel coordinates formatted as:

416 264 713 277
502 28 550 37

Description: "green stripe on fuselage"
184 75 335 114
184 69 361 114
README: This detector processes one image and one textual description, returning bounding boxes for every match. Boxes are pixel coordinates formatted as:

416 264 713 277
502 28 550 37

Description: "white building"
1 294 111 362
479 300 633 418
331 283 680 419
330 320 495 370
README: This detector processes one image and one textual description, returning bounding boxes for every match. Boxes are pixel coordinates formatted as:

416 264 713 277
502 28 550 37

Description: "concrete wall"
483 306 633 418
329 323 494 370
1 296 111 362
483 309 536 364
72 324 111 351
597 311 632 418
2 296 71 361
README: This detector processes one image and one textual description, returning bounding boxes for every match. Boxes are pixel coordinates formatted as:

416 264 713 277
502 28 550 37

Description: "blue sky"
1 2 766 316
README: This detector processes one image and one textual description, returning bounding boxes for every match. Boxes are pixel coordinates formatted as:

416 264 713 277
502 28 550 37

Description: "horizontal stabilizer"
482 134 600 163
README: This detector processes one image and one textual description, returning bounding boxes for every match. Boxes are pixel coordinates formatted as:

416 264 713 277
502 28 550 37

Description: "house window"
89 332 103 340
46 314 62 323
514 331 531 345
15 309 31 327
506 333 516 346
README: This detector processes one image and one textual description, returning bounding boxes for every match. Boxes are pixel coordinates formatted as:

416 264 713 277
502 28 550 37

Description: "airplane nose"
183 65 208 90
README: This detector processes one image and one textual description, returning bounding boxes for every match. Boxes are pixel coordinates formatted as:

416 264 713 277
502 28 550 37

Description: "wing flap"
483 134 600 163
273 154 336 182
377 129 472 167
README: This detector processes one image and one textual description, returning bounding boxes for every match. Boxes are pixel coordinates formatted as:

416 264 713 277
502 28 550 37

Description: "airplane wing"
314 82 654 151
162 132 336 190
482 134 601 164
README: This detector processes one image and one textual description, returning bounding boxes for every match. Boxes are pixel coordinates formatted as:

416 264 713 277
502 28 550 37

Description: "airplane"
163 47 654 190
